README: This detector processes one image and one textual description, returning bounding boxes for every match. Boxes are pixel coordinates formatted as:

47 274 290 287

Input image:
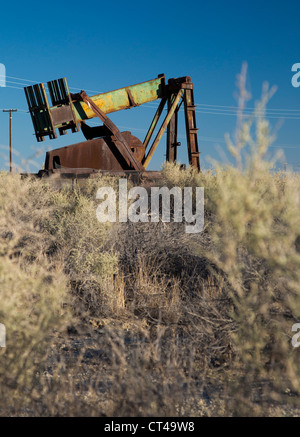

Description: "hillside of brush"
1 142 300 416
1 72 300 416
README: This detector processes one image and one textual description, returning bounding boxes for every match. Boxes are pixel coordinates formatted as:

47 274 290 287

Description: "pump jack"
24 74 200 177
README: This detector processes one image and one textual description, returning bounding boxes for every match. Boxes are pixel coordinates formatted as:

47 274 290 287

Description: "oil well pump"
24 74 200 177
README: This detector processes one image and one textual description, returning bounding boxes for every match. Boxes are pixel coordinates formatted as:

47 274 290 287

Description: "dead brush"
2 64 300 416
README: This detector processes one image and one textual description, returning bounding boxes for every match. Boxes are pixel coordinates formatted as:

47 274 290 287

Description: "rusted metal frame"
48 81 56 105
48 78 67 106
58 79 67 103
143 90 183 169
183 88 200 170
24 87 40 137
126 87 138 108
48 79 65 106
66 88 80 134
25 83 57 141
30 94 47 138
40 83 58 141
142 96 167 152
168 76 192 91
47 78 80 136
25 75 166 141
77 91 144 172
166 93 180 163
24 86 34 108
49 81 59 105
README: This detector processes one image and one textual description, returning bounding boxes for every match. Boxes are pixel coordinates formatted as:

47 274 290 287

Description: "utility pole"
3 109 17 173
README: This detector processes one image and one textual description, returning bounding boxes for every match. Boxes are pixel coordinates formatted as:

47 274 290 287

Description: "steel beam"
143 96 167 151
72 75 166 121
166 94 179 163
142 90 182 169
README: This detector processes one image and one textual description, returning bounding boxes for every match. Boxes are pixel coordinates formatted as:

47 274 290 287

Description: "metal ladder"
166 77 200 170
183 86 200 171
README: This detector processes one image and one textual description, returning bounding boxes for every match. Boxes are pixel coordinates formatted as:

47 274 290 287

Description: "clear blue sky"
0 0 300 172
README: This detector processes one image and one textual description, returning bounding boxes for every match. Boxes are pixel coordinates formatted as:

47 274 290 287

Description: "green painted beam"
72 75 166 121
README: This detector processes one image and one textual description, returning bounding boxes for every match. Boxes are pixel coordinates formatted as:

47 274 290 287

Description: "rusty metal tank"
44 131 145 173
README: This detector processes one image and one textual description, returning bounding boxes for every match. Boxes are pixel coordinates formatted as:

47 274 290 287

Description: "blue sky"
0 0 300 172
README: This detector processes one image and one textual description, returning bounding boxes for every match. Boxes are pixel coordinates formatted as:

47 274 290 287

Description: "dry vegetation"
1 73 300 417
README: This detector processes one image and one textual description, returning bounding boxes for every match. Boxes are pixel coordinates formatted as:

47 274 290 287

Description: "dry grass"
1 162 300 416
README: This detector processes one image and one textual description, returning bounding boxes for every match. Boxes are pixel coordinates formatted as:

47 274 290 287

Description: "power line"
195 107 300 116
2 72 300 150
146 101 300 115
2 79 300 123
0 107 27 112
3 85 24 90
192 110 300 120
3 73 300 116
195 103 300 113
0 74 102 94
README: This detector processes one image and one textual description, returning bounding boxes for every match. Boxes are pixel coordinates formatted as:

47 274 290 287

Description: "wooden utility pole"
3 109 17 172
